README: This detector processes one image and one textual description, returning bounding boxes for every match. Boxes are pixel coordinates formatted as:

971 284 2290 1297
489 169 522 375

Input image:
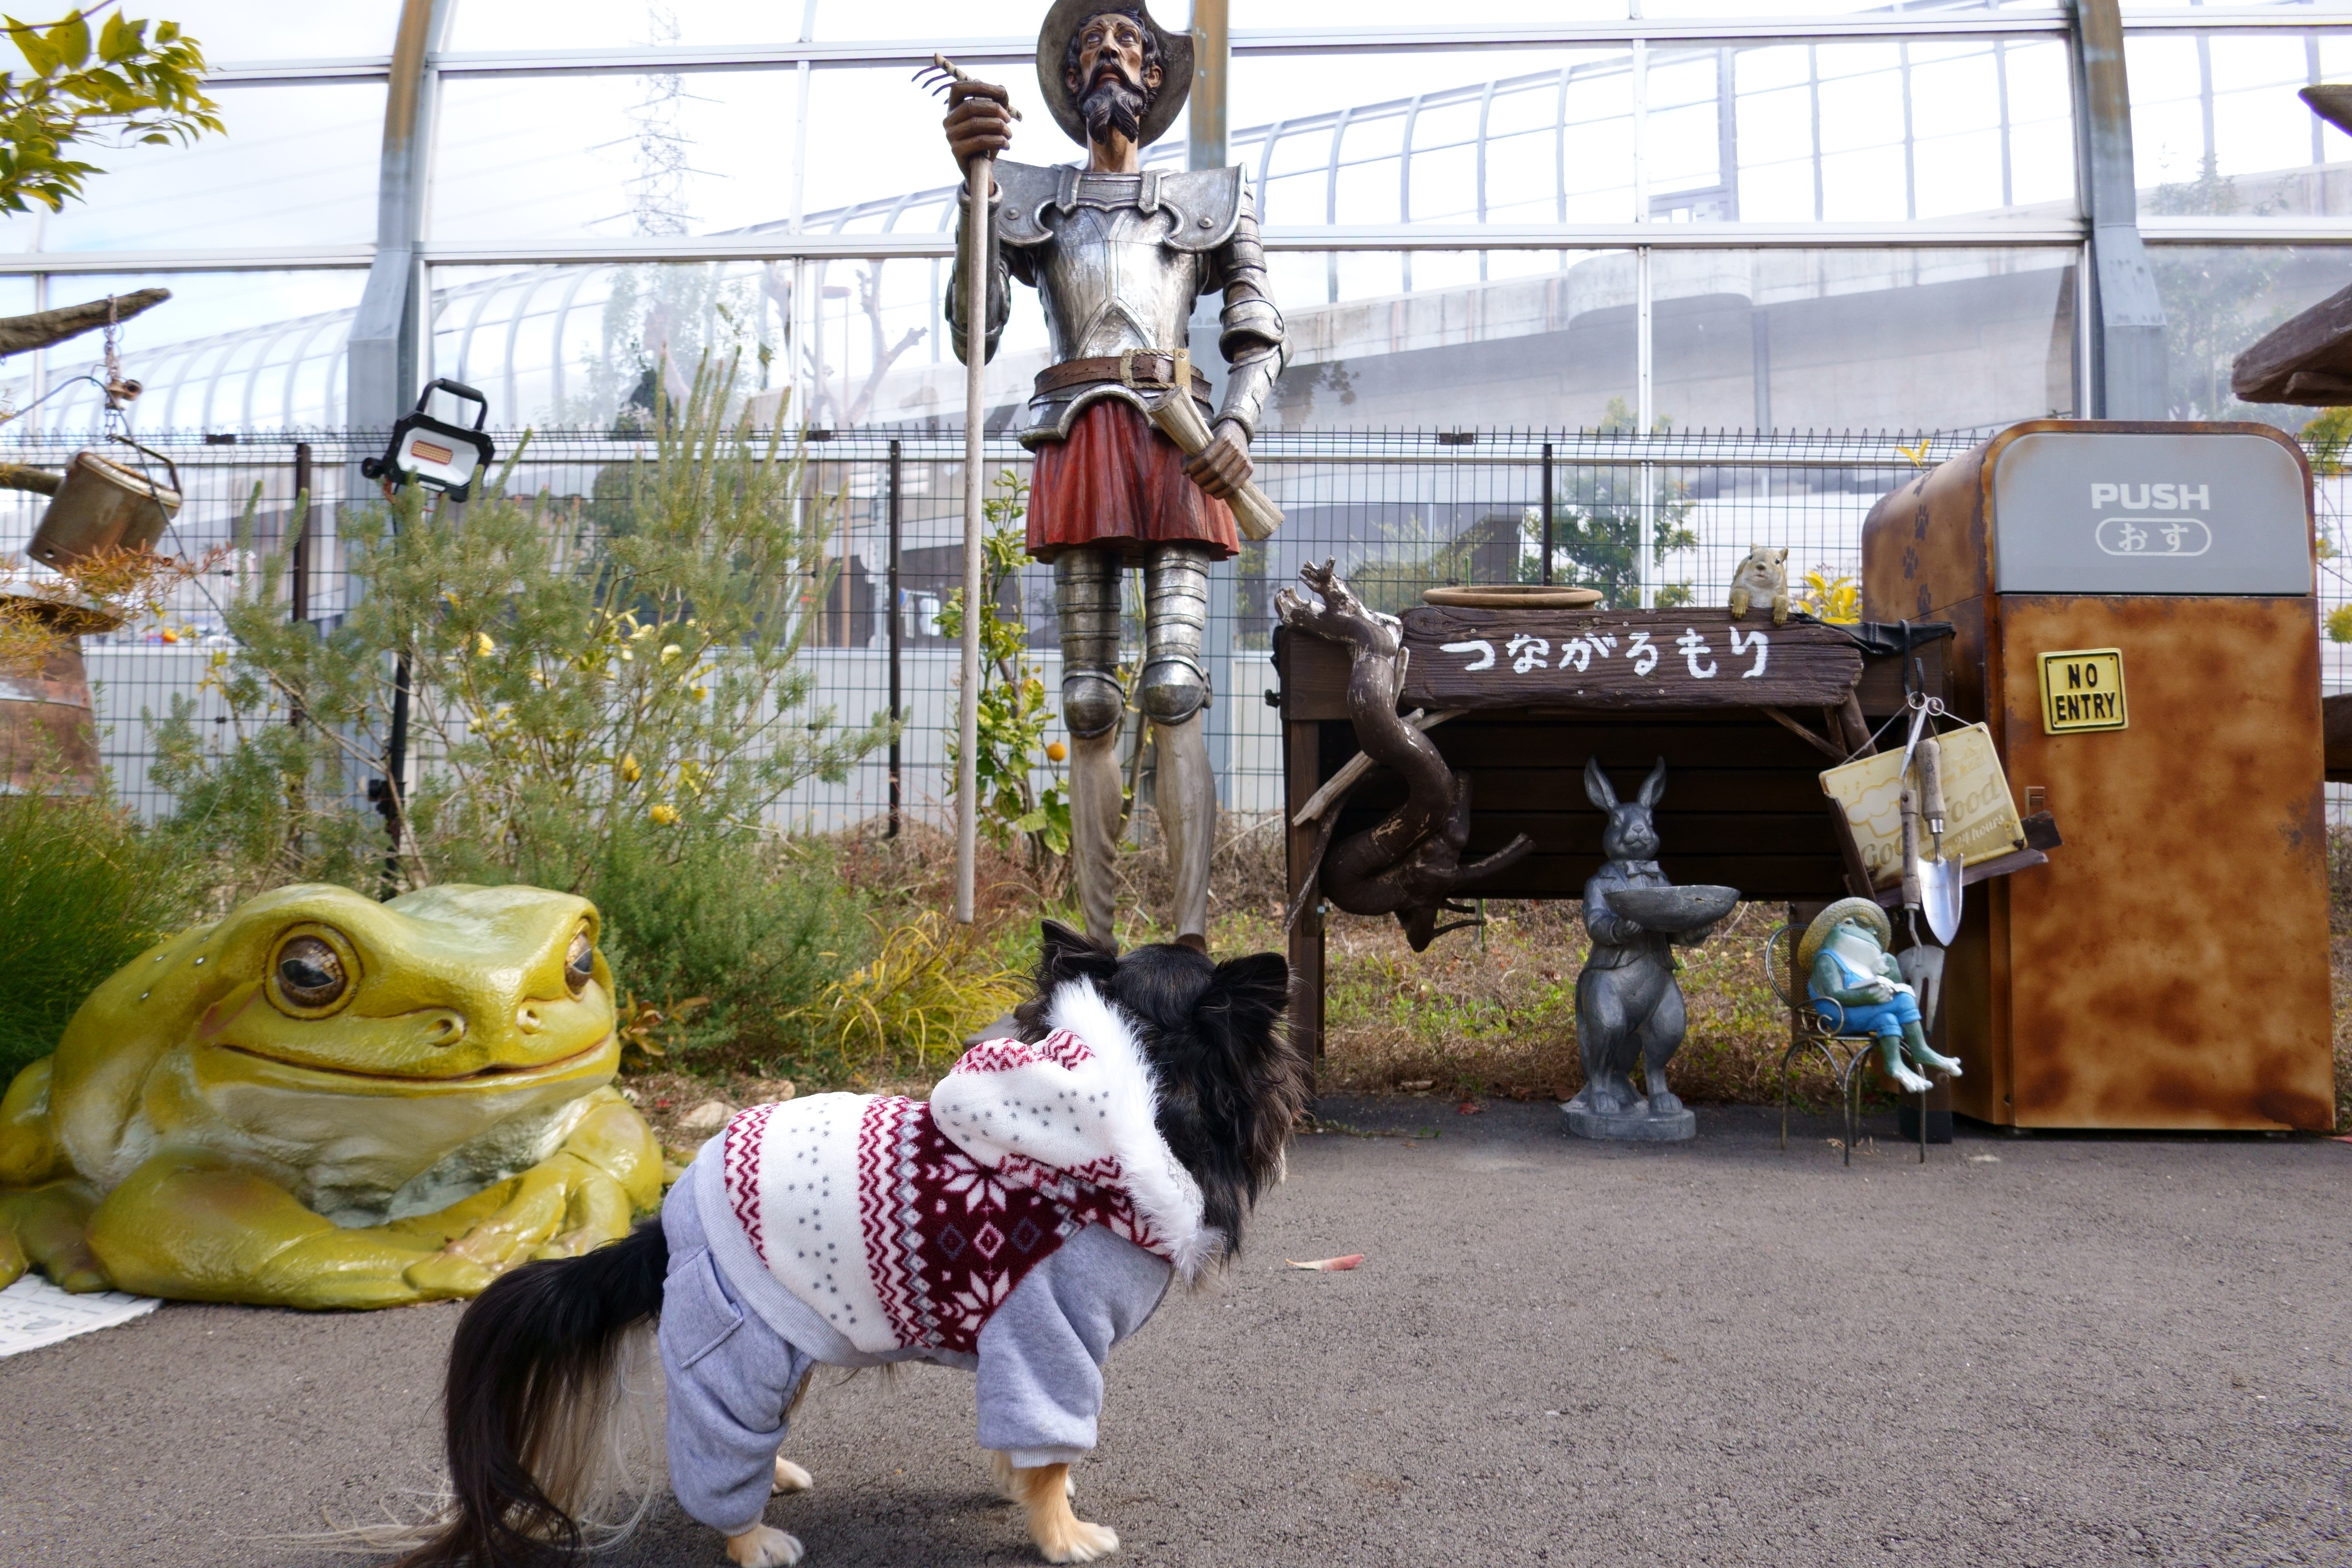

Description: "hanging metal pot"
26 445 182 570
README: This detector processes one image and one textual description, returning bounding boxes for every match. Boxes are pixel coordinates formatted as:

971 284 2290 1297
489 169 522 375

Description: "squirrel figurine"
1728 544 1789 625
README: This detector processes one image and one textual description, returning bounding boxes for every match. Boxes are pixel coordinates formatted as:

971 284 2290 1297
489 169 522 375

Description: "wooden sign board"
2037 646 2128 734
1398 607 1864 711
1818 722 2027 889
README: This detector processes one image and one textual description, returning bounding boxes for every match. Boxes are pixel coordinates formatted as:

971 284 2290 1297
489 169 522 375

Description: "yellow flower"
690 686 708 700
1046 741 1067 762
618 753 641 783
474 632 496 656
209 649 228 668
660 644 682 661
649 803 679 825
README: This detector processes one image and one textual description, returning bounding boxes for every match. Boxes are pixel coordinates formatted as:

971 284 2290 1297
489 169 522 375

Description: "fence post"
1541 439 1554 585
887 437 903 840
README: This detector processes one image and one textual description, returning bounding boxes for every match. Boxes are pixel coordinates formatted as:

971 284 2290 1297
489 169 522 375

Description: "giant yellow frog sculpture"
0 883 661 1309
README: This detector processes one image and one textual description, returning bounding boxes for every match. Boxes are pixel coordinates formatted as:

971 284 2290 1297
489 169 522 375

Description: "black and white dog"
397 922 1306 1567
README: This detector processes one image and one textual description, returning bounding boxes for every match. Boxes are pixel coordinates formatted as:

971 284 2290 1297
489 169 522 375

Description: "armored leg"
1141 544 1215 946
1055 549 1126 948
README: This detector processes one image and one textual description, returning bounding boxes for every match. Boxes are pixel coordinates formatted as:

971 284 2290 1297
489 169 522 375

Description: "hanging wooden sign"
1396 606 1864 712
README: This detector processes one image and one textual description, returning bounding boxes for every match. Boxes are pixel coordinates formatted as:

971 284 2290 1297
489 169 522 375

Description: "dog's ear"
1035 919 1118 993
1198 951 1290 1048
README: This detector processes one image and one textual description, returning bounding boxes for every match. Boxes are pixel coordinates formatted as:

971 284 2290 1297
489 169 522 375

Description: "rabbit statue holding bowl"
1566 758 1740 1142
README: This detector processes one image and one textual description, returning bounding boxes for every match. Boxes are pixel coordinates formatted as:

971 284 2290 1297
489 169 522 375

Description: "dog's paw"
773 1457 814 1493
1038 1519 1119 1563
726 1524 805 1567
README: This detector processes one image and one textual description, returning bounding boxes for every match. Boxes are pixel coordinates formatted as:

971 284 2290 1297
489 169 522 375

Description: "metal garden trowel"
1897 720 1965 947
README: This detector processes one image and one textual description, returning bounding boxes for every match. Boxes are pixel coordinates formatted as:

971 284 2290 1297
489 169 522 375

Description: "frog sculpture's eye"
565 931 595 997
271 934 351 1014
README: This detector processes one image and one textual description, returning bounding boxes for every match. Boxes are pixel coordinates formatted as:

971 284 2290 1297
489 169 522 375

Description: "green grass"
0 793 200 1085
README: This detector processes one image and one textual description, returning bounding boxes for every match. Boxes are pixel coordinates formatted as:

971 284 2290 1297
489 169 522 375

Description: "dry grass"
626 810 2352 1131
1250 899 1850 1109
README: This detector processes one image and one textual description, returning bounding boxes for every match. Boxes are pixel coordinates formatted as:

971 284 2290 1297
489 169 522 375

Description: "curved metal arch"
500 268 562 426
283 313 346 429
449 271 507 391
242 320 305 432
546 264 602 420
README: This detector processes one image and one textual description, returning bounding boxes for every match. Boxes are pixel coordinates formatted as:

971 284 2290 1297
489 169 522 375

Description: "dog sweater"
700 978 1212 1359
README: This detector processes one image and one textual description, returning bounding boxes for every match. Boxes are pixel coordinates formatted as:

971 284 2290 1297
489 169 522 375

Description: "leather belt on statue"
1034 352 1210 399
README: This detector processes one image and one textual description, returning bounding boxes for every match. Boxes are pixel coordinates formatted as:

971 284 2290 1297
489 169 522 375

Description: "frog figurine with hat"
1799 897 1964 1093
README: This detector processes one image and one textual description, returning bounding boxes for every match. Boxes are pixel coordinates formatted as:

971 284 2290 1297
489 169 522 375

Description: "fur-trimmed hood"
932 978 1218 1280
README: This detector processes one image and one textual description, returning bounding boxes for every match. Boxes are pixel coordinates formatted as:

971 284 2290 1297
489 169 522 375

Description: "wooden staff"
923 53 1004 924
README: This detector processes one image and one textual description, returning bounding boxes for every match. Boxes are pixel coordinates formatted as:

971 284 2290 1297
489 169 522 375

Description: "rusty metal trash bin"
25 448 181 570
1863 418 2332 1132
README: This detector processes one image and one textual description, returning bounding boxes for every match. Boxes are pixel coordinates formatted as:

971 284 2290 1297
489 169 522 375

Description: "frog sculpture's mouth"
210 1035 617 1085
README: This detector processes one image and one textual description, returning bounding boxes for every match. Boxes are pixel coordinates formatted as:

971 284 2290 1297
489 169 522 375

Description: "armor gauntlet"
946 183 1012 365
1212 191 1287 439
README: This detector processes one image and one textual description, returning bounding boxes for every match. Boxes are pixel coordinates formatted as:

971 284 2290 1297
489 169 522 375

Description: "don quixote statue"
941 2 1288 952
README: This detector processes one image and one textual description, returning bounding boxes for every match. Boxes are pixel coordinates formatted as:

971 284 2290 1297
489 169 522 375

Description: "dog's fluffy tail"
395 1219 668 1568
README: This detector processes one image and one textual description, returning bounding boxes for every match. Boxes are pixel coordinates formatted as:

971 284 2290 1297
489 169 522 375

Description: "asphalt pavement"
3 1099 2346 1568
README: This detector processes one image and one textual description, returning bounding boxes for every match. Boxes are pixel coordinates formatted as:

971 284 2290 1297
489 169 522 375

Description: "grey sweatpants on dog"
658 1146 1173 1535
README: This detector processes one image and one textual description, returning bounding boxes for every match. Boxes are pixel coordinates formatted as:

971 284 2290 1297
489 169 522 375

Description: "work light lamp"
362 379 495 501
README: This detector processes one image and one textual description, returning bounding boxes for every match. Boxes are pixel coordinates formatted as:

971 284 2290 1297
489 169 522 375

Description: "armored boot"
1141 544 1215 947
1055 548 1126 948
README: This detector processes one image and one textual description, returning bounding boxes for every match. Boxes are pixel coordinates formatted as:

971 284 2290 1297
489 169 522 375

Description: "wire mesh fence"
7 425 2349 833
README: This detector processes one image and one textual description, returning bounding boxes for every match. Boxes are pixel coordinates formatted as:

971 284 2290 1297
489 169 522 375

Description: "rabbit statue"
1566 757 1726 1141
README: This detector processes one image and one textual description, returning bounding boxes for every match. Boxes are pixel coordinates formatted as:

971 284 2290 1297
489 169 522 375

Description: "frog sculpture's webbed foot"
0 1179 105 1293
1875 1034 1934 1095
87 1089 661 1309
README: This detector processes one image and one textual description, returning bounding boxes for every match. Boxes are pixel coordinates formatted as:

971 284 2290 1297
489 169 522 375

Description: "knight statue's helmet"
1037 0 1194 150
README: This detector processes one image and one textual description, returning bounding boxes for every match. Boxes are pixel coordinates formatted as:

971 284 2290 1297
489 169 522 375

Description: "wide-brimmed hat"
1037 0 1193 150
1798 897 1892 973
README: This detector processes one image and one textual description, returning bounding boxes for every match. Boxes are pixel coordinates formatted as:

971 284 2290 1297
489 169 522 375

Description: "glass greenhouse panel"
1644 0 2052 15
424 257 1049 436
1257 249 1637 431
1233 50 1637 227
432 72 802 244
0 272 368 436
2129 32 2352 218
167 2 399 62
2149 244 2352 425
1730 39 2075 224
795 65 1153 222
1649 247 2076 435
448 0 825 52
0 84 385 253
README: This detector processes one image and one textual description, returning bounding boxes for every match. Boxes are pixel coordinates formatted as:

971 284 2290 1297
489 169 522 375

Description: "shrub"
146 357 895 1069
0 794 198 1084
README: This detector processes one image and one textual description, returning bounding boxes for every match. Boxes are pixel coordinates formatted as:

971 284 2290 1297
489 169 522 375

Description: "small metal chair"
1763 921 1934 1166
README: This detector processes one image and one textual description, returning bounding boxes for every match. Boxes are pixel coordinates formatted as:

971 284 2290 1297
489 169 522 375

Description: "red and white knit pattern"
716 980 1211 1357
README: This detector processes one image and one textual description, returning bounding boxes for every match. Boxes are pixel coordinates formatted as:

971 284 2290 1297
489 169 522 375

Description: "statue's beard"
1082 69 1148 147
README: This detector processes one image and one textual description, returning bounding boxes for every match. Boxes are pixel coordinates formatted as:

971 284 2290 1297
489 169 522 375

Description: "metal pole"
289 441 313 626
955 152 989 922
1540 440 1554 586
887 436 903 841
2072 0 2166 417
381 653 410 899
290 441 313 736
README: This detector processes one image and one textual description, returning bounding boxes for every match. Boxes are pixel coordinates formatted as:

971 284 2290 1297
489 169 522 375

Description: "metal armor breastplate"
1037 187 1205 360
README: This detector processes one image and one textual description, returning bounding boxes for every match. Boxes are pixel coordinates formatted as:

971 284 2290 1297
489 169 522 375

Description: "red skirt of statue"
1025 398 1238 562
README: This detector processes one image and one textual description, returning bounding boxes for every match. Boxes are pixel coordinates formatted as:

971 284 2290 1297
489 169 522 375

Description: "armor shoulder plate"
1158 166 1245 253
993 159 1065 249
